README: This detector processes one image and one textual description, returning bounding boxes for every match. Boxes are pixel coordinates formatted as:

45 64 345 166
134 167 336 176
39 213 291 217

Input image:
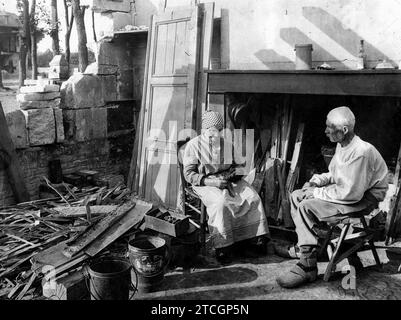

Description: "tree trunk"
50 0 60 55
19 44 27 87
92 9 97 43
0 63 3 89
19 0 30 87
64 0 74 73
71 0 88 72
30 0 37 79
31 32 38 79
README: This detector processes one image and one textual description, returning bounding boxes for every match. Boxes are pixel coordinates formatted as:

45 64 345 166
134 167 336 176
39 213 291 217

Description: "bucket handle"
83 261 139 300
163 244 172 272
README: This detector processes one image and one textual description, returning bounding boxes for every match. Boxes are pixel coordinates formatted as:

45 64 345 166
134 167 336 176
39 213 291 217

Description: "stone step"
19 98 61 110
24 79 56 86
17 92 61 102
19 84 60 94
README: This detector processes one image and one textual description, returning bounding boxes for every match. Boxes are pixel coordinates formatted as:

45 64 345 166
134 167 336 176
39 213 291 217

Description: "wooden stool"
319 210 382 281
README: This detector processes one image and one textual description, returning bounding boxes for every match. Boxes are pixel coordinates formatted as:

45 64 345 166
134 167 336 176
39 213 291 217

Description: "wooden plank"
286 123 305 193
128 14 153 195
52 205 117 217
16 272 37 300
195 2 215 132
7 283 23 299
281 103 293 179
393 141 401 190
385 141 401 243
62 199 137 257
0 102 30 203
270 107 279 158
276 161 294 228
43 268 89 300
0 252 37 278
85 199 152 256
264 158 278 219
0 232 68 263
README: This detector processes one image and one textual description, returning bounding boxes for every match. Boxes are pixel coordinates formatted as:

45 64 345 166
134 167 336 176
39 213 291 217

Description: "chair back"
177 138 191 212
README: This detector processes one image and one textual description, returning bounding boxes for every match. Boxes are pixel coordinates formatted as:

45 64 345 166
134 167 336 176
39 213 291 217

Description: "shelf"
206 69 401 97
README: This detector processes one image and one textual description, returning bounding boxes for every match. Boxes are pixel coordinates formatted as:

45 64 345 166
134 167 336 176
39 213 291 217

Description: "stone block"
54 108 65 143
60 73 104 109
22 108 56 146
92 108 108 139
19 98 61 110
83 0 132 13
62 109 76 140
75 109 92 142
101 75 117 102
5 109 29 149
19 84 60 93
117 69 133 100
98 64 118 75
24 79 56 86
17 92 61 102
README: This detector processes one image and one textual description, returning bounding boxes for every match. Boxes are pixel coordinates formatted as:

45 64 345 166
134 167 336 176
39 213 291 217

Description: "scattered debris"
0 172 152 300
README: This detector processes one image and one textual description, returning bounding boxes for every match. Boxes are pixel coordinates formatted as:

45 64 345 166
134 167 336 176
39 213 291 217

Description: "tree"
71 0 88 72
17 0 48 83
50 0 60 55
30 0 38 79
63 0 74 72
17 0 30 87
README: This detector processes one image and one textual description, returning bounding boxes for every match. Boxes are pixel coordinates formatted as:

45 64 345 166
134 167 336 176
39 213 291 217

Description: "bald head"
327 106 355 132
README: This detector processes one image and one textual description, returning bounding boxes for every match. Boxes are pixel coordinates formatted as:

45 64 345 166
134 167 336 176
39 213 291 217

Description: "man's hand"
302 181 317 190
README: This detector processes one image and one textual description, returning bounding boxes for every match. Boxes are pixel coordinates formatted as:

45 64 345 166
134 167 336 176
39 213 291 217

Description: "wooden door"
137 7 202 209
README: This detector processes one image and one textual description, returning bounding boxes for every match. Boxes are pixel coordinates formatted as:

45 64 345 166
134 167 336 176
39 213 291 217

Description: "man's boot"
276 246 318 288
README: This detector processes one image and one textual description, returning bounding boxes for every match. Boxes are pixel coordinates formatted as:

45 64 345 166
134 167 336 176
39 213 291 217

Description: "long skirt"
193 180 270 249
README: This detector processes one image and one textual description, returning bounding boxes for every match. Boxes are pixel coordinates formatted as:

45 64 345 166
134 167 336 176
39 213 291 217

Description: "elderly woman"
182 110 270 263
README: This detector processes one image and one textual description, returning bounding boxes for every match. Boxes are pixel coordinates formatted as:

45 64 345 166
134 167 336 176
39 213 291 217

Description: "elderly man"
276 106 388 288
183 110 270 263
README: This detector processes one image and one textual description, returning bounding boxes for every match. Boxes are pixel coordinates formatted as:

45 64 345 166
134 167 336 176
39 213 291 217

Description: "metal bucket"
294 44 313 70
85 257 134 300
128 235 170 293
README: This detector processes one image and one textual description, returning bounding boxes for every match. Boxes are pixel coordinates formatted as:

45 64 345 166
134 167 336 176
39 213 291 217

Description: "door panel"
138 6 201 209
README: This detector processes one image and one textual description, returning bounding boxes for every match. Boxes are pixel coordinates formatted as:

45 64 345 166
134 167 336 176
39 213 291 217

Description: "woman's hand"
203 177 229 189
302 181 317 190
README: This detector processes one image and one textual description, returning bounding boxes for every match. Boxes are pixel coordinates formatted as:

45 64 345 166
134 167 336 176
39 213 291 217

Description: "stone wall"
1 74 138 207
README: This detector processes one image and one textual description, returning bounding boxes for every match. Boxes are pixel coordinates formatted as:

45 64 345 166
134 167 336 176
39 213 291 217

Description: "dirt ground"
135 240 401 300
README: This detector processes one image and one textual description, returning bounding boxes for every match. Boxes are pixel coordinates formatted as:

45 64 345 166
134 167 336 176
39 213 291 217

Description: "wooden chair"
319 208 382 282
177 138 208 254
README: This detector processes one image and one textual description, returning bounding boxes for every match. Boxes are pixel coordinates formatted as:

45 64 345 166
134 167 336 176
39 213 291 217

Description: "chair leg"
200 204 207 255
360 216 381 267
323 223 350 282
319 227 334 258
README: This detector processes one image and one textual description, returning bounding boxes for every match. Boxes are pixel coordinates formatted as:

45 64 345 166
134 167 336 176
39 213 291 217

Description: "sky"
1 0 95 53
